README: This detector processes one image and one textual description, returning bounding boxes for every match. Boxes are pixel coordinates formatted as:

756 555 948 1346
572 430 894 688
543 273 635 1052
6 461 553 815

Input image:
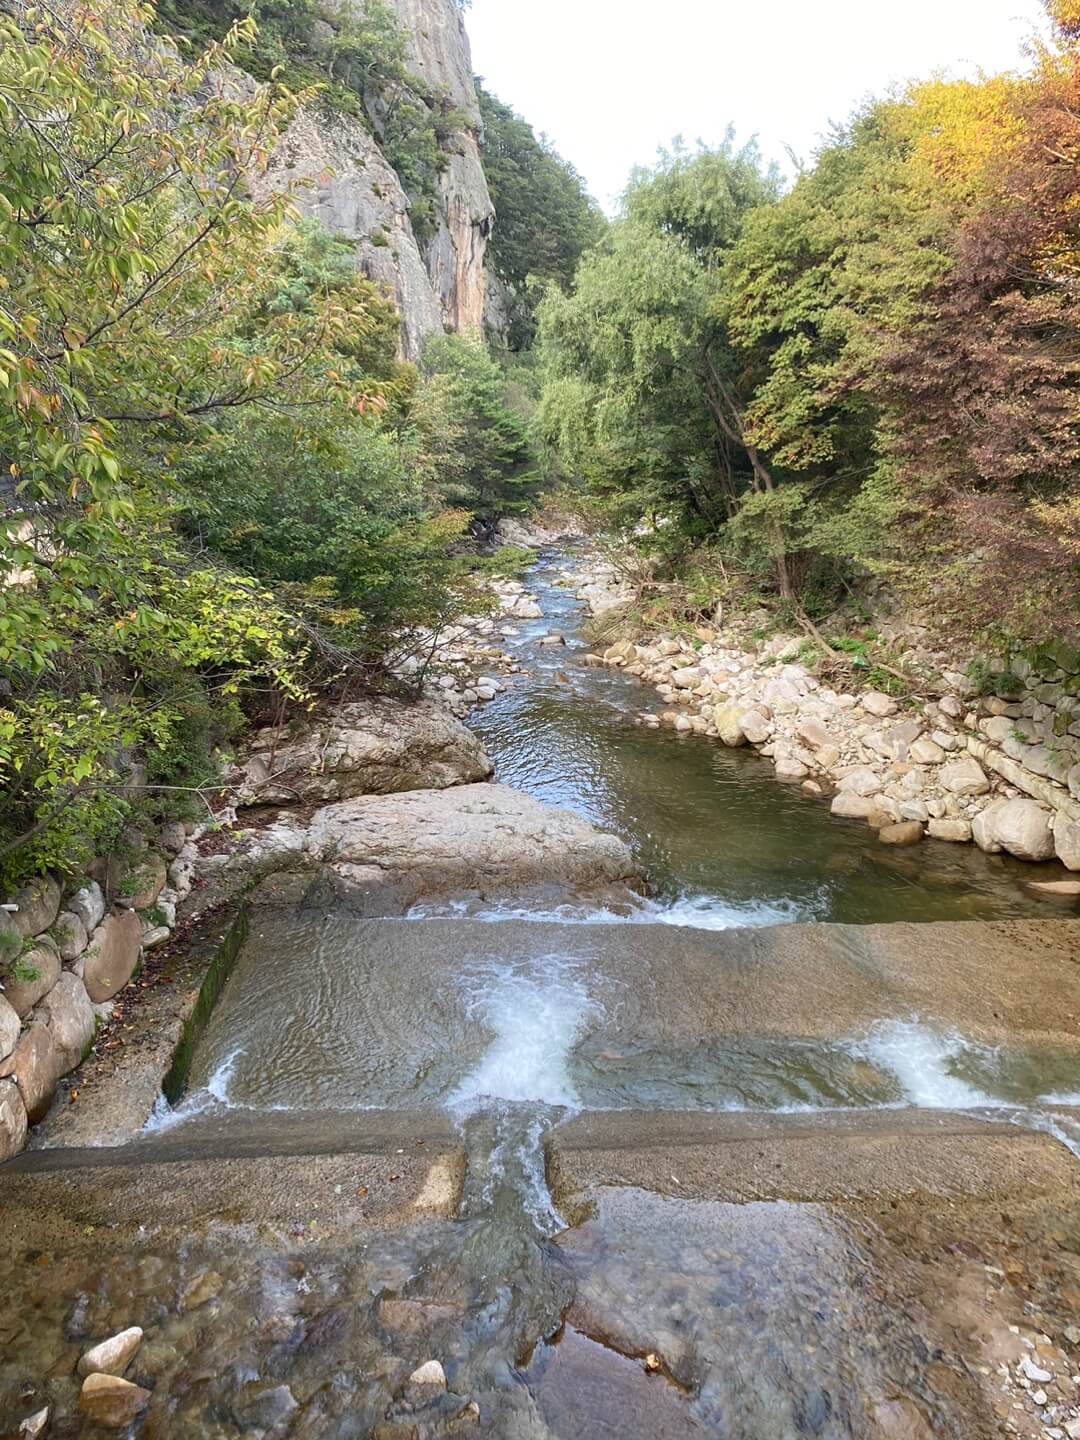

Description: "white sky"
465 0 1049 211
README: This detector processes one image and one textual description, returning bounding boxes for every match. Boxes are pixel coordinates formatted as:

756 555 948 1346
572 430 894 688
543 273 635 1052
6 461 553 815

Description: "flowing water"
4 549 1080 1438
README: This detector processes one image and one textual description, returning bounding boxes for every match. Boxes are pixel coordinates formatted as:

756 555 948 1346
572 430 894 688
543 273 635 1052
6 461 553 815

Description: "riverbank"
572 554 1080 881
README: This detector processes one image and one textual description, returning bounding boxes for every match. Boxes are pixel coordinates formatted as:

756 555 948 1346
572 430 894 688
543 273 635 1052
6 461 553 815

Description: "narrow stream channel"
465 547 1065 926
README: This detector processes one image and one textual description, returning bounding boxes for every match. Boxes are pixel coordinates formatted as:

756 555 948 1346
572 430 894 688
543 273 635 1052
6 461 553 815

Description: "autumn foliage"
538 0 1080 645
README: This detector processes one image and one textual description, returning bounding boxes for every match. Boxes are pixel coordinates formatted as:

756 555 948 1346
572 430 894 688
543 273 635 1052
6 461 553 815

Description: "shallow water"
468 549 1071 926
5 549 1080 1438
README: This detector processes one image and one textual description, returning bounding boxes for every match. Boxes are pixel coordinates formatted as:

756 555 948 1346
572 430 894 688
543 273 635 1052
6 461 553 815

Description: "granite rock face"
259 107 443 359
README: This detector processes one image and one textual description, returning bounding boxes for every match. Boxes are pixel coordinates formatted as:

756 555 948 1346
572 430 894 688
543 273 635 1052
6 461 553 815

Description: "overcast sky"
465 0 1049 211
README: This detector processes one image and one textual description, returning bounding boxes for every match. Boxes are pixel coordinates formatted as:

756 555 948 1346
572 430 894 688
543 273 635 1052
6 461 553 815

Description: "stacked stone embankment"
0 824 203 1159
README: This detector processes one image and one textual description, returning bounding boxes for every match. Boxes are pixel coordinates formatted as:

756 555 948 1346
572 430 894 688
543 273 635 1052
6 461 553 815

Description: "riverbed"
2 551 1079 1439
467 550 1062 926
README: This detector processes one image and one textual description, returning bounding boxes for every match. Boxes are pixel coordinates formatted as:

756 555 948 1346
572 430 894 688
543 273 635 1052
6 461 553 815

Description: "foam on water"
447 955 595 1114
145 1048 245 1132
850 1019 1001 1109
408 890 820 932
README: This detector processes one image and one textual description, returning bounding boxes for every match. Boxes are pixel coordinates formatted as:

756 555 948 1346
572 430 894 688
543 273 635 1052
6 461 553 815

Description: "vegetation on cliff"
0 0 535 886
537 1 1080 650
478 87 604 348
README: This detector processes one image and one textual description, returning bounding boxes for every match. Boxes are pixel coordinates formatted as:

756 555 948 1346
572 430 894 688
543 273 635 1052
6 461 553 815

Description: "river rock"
409 1360 447 1388
830 792 879 820
672 667 702 689
940 756 990 796
53 909 88 962
0 1022 61 1122
909 737 946 765
1025 878 1080 897
713 705 746 747
82 911 142 1004
837 767 882 798
17 1407 49 1438
927 818 972 843
235 1384 298 1427
2 937 61 1018
738 709 772 744
79 1373 151 1428
37 972 95 1072
116 852 167 911
0 1075 27 1158
10 874 61 938
68 880 106 934
971 799 1008 853
879 821 924 846
309 784 639 901
988 798 1055 861
241 696 493 805
0 993 19 1062
1052 813 1080 871
78 1327 144 1378
860 691 898 718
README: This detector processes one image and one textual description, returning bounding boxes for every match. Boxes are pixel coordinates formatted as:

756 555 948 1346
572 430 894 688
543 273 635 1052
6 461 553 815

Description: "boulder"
879 822 924 846
988 799 1055 862
837 767 883 798
797 720 834 750
117 852 167 911
860 691 899 718
309 784 639 902
927 818 973 844
0 993 19 1062
68 880 106 934
9 874 61 938
37 972 95 1072
909 737 946 766
737 709 771 745
830 792 879 820
774 754 809 781
241 696 493 805
53 909 89 962
940 756 990 797
713 705 747 748
671 666 702 690
972 800 1008 854
2 937 61 1018
1053 813 1080 871
79 1374 151 1428
78 1327 144 1378
158 820 188 855
82 911 142 1004
0 1077 27 1160
0 1022 60 1122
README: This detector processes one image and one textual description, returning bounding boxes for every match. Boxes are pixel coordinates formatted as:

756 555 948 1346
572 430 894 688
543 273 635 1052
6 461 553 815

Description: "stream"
3 549 1080 1438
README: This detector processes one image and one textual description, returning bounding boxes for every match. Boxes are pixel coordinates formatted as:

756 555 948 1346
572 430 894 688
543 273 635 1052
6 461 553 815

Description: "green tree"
478 87 604 348
420 334 538 537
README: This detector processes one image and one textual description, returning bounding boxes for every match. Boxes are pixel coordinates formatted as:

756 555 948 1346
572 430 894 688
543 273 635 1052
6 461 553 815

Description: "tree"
478 87 604 348
536 141 783 577
420 334 538 536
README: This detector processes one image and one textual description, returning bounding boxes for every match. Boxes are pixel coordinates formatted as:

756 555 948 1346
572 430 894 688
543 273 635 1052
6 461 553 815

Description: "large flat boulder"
309 783 639 902
240 696 493 805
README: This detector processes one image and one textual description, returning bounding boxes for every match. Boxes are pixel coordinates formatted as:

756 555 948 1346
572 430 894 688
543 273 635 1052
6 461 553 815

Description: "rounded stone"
82 911 143 1004
0 1076 28 1159
990 798 1055 862
879 821 924 846
2 937 61 1018
37 973 96 1073
79 1373 151 1428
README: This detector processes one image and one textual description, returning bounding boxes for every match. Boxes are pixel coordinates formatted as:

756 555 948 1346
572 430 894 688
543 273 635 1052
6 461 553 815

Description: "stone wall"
0 825 202 1160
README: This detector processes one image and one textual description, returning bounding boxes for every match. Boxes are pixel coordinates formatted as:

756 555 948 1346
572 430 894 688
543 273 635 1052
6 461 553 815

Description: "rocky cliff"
262 0 494 358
